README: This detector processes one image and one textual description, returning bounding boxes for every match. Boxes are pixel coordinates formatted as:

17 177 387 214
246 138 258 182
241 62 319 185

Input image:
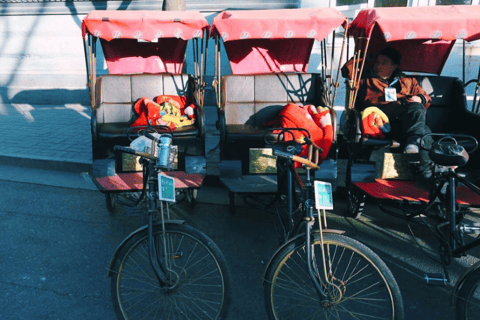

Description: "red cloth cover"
131 96 196 130
263 103 333 167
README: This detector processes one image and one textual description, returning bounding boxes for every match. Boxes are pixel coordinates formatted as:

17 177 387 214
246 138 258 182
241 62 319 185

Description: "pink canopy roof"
82 10 209 41
82 10 209 75
348 5 480 74
211 8 346 74
211 8 346 42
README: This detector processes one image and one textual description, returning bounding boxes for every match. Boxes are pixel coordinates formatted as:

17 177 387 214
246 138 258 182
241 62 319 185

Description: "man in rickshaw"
353 47 434 180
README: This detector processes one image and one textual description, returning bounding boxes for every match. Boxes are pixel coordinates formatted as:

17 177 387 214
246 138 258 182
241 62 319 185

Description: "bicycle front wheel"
456 267 480 320
110 223 231 320
264 232 404 319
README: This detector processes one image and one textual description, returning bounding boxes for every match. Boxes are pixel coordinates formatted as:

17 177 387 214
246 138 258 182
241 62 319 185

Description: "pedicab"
210 7 347 213
340 5 480 318
82 10 210 210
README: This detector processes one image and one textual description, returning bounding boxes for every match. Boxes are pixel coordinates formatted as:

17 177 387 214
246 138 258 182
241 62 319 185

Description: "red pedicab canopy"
348 5 480 75
210 8 347 74
82 10 210 74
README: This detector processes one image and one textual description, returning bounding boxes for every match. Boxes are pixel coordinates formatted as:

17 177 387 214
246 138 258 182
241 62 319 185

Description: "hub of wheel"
322 280 345 305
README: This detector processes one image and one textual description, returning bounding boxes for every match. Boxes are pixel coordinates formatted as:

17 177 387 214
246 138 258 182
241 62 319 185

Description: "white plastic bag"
129 133 160 154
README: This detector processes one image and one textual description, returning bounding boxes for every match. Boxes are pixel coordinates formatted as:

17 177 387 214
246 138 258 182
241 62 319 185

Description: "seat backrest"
95 74 194 125
417 75 465 134
221 73 323 129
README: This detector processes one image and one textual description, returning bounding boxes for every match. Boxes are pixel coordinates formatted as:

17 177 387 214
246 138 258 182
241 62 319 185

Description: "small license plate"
158 173 175 202
314 181 333 210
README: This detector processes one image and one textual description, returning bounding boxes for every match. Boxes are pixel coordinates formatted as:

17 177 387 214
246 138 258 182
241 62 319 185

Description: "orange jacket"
355 68 432 116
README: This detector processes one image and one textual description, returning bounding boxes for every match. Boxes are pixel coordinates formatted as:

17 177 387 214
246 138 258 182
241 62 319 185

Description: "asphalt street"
1 175 480 319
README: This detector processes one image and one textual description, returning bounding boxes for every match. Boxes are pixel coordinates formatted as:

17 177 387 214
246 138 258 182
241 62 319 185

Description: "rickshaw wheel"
105 192 117 214
345 184 365 219
186 188 198 209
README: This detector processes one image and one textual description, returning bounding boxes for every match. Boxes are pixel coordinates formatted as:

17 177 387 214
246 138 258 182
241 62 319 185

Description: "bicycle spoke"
265 234 401 319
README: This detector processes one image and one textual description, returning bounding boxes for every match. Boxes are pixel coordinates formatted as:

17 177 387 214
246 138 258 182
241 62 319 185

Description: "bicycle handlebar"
113 145 156 161
264 127 321 169
272 147 320 170
127 125 172 142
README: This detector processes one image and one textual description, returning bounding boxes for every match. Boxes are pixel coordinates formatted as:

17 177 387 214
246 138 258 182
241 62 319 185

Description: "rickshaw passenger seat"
93 73 203 140
219 73 332 142
352 76 464 149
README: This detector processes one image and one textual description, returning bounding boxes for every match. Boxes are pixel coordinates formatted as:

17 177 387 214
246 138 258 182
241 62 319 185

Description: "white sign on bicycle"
314 181 333 210
158 173 176 202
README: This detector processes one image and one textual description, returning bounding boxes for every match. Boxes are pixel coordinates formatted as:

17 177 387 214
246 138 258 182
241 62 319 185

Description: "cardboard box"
122 153 142 172
249 148 277 174
120 145 178 172
370 149 415 180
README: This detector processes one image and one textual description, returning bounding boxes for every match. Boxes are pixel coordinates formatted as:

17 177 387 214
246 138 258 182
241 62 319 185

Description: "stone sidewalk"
0 103 220 175
0 103 92 172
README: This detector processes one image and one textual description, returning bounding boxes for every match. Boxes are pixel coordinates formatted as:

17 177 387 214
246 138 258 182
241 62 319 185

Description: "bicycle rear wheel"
456 267 480 320
110 223 231 320
264 232 404 319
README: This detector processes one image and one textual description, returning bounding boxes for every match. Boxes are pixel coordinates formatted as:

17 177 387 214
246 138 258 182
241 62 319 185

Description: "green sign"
314 181 333 210
158 174 175 202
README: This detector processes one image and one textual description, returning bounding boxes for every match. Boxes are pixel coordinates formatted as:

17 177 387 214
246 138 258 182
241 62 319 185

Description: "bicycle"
344 132 480 320
420 134 480 320
106 127 231 320
259 128 404 319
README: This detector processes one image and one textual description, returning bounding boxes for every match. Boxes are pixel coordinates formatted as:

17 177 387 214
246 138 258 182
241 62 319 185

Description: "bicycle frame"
105 133 183 290
445 171 480 257
277 151 337 301
144 158 170 287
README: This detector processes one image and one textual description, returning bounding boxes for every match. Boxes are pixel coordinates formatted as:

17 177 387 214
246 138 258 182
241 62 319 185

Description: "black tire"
186 188 198 208
110 223 231 320
346 183 366 219
105 192 117 213
456 267 480 320
264 233 404 320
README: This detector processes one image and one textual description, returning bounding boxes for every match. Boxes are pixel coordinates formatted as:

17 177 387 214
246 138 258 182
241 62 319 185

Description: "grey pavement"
1 100 480 319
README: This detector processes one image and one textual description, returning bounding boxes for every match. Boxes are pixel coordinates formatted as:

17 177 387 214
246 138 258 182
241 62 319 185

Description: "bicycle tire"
110 223 231 320
456 267 480 320
264 232 404 319
346 184 365 219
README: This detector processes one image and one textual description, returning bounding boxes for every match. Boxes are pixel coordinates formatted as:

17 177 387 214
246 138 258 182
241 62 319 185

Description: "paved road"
1 172 480 319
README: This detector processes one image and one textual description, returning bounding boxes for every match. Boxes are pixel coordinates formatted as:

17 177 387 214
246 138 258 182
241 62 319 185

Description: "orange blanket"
263 103 333 166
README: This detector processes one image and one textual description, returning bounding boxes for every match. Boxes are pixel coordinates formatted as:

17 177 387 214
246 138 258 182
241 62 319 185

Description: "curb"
0 155 92 174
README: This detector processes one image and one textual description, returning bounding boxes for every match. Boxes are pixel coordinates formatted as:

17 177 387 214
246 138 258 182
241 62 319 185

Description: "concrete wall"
0 14 89 107
1 2 480 112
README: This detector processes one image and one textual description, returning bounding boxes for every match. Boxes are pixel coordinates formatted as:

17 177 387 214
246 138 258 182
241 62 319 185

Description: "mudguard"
451 260 480 305
107 220 185 278
262 229 344 286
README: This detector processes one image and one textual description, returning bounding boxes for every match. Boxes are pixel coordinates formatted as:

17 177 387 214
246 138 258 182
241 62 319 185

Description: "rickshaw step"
424 273 448 286
354 180 480 205
94 171 205 192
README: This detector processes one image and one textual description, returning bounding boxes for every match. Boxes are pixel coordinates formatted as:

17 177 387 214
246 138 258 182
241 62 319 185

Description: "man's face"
374 54 398 79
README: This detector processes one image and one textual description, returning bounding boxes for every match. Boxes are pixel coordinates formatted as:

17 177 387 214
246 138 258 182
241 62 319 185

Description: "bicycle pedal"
127 207 146 217
424 273 447 286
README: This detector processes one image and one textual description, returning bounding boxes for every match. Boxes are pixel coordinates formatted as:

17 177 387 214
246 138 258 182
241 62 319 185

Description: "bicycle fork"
145 164 172 290
303 196 332 304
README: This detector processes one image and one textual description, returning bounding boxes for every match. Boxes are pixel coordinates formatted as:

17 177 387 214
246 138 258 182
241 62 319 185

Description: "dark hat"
377 47 401 65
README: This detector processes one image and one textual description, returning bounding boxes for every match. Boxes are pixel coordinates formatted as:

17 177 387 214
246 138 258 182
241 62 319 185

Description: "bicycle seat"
429 142 469 167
